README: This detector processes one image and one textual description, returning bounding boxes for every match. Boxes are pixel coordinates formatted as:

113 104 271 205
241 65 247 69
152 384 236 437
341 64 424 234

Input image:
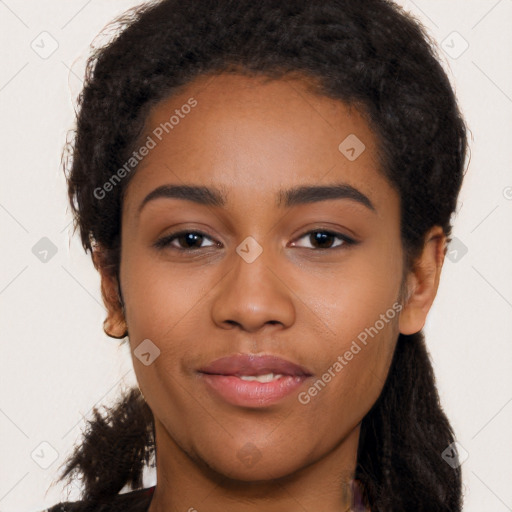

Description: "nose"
210 243 296 333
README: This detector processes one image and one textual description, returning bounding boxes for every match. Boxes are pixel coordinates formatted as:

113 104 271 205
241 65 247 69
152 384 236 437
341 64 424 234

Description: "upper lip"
198 354 313 377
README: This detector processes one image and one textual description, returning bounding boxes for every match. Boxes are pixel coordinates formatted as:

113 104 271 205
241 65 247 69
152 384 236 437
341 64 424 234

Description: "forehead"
123 72 396 216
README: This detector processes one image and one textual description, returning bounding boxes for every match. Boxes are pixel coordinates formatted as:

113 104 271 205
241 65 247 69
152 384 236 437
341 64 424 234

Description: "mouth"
197 354 313 408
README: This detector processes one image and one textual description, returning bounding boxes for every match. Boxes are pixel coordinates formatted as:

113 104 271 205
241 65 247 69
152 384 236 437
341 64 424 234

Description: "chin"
195 441 310 482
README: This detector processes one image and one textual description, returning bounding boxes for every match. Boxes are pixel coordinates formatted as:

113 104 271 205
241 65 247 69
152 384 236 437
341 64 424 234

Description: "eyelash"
153 229 357 252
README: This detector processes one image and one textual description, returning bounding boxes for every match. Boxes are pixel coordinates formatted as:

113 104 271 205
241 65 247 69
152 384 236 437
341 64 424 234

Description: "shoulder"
42 486 155 512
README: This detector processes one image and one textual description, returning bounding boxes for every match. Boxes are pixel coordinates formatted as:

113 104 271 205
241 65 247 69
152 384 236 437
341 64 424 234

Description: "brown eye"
291 230 355 250
154 231 217 250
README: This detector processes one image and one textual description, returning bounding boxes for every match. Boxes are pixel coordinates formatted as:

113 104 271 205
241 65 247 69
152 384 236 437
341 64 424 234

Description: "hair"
55 0 469 510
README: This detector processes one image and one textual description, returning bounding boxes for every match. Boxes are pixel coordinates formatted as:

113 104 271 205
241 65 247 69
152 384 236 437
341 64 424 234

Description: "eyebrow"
137 183 376 214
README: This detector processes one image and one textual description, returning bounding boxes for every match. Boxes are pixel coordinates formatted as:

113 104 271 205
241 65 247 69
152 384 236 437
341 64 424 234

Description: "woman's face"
118 73 405 481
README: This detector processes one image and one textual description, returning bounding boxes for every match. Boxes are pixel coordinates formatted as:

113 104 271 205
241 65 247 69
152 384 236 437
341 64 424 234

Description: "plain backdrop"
1 1 511 511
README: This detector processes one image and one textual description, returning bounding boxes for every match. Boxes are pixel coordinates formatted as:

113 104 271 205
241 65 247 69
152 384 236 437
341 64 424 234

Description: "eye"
290 229 356 250
154 230 219 251
153 228 356 252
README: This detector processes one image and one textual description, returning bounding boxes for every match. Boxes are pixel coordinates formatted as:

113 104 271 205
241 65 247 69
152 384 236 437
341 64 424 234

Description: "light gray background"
1 1 511 510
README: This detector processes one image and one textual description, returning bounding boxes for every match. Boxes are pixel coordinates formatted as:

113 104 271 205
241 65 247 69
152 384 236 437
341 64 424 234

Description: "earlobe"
398 227 446 336
93 248 128 339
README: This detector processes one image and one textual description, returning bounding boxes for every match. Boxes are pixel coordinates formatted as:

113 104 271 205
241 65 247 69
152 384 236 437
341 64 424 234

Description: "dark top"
44 486 155 512
44 480 370 511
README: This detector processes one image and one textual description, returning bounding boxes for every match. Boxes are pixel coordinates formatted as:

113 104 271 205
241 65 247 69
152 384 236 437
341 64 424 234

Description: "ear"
93 247 128 339
399 226 446 335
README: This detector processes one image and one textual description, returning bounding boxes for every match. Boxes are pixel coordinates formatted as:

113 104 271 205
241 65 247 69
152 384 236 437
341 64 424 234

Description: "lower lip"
199 374 309 407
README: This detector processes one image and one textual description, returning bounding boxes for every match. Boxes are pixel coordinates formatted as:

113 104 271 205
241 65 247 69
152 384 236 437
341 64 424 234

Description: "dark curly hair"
53 0 469 510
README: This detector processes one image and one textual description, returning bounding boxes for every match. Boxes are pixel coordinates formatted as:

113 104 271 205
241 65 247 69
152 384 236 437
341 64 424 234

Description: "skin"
98 73 446 512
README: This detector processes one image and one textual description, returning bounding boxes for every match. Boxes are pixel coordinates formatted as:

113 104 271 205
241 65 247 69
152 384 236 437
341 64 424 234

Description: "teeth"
238 373 284 383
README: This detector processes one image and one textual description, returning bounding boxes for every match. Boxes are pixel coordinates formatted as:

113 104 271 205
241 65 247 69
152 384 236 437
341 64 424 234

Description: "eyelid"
290 229 357 249
153 229 218 250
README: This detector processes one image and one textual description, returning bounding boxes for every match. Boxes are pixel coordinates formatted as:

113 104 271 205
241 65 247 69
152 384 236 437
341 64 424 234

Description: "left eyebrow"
278 183 376 211
137 182 376 215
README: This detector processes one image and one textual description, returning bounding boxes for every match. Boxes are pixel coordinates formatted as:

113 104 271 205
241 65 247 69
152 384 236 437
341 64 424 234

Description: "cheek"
121 247 210 341
295 242 403 342
120 253 205 418
297 298 400 432
292 246 402 410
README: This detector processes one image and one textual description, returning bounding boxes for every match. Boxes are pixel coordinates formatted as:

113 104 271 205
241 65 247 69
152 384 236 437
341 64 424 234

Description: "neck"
147 418 363 512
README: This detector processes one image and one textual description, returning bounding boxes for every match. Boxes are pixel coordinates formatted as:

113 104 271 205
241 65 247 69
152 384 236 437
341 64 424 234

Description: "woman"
45 0 468 510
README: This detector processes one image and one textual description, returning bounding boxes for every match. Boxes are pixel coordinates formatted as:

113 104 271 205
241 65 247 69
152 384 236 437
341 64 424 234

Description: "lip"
199 354 312 377
197 354 313 408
